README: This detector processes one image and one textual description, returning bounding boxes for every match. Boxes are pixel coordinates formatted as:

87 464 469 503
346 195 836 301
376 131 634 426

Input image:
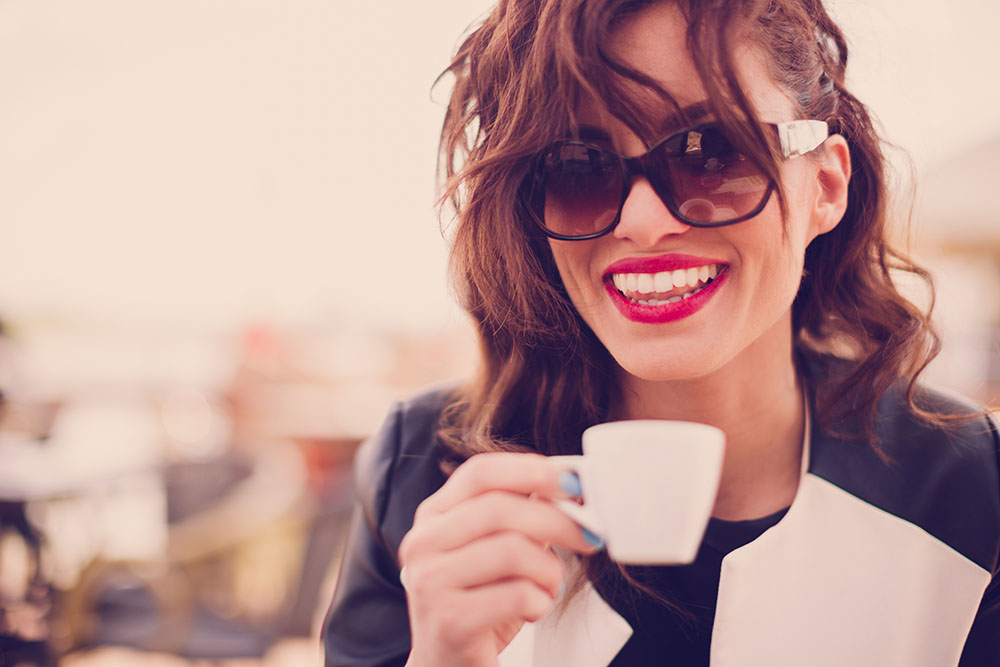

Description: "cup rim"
582 419 725 455
583 418 724 437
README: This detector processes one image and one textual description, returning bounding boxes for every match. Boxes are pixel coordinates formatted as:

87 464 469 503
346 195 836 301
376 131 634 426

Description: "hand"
399 452 601 667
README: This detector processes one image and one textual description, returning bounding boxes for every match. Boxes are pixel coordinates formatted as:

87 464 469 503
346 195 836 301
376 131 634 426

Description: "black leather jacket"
322 358 1000 666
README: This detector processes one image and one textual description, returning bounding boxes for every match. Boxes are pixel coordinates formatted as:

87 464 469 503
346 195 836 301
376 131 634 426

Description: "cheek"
736 213 809 310
765 227 811 308
549 243 601 306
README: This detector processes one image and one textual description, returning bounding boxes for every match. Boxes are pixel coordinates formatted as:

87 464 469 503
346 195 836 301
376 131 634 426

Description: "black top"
605 510 787 666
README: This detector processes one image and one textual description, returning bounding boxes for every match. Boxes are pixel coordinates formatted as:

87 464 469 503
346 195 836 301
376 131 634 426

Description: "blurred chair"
59 437 357 660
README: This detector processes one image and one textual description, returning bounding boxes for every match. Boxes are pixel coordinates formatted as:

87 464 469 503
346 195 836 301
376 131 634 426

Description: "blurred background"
0 0 997 664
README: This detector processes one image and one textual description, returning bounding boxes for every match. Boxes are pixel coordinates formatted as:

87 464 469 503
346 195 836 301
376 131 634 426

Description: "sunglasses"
526 119 829 241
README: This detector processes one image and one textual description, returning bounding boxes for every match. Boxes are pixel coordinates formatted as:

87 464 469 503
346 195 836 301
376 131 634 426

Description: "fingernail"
581 527 605 550
558 470 582 498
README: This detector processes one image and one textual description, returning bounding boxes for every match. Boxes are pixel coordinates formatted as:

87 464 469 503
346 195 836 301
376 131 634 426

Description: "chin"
609 343 728 384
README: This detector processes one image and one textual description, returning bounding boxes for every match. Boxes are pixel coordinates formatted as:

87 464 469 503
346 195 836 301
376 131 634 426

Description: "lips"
602 254 729 324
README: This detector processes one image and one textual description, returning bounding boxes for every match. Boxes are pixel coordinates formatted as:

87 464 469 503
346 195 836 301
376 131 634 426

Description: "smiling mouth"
607 263 726 305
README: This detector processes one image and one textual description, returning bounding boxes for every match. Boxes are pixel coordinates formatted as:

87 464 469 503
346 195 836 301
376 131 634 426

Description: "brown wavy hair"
435 0 941 615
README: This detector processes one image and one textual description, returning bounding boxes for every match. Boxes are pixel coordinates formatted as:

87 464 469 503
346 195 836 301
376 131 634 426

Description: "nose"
611 177 691 246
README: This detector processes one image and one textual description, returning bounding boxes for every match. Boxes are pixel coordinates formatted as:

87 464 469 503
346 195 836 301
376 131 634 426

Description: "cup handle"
548 455 605 539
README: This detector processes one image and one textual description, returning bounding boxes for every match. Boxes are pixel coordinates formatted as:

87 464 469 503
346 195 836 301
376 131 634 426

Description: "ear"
808 134 851 240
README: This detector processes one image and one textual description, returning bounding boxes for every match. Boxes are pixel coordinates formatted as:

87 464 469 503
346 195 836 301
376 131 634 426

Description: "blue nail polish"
558 470 582 497
581 527 605 550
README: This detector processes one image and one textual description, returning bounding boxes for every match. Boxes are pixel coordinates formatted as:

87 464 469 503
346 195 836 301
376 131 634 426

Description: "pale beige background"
0 0 997 337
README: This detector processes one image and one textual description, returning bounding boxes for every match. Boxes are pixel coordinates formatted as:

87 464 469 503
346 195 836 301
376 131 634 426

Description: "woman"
323 0 1000 665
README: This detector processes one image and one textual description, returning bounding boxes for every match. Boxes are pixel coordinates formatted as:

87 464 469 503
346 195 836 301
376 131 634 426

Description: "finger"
417 453 576 518
412 579 555 649
425 532 565 596
401 490 599 563
462 579 556 626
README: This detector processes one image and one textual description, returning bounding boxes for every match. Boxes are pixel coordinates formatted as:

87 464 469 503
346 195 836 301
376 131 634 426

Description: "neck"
616 317 805 521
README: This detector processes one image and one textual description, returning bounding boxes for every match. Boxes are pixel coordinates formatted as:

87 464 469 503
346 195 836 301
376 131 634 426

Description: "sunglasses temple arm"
777 120 829 158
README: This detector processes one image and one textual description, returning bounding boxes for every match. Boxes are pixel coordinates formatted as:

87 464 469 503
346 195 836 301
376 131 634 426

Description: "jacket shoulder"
323 388 454 666
808 374 1000 573
353 386 454 561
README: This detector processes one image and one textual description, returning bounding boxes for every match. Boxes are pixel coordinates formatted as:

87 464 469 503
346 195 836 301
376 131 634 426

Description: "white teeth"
686 267 698 287
653 271 672 292
611 263 723 305
634 286 704 306
637 273 654 294
683 285 706 300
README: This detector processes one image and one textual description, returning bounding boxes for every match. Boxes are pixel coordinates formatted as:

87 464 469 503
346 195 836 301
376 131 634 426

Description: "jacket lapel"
499 579 632 667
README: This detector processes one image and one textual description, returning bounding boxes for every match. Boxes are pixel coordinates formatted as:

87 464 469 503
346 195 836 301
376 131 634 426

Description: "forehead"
590 2 796 131
608 3 705 108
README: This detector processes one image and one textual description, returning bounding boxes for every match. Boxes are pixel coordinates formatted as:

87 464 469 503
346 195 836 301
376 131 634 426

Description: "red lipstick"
602 254 726 277
603 255 729 324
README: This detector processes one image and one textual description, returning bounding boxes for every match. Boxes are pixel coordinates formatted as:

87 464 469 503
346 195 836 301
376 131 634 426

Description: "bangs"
444 0 785 201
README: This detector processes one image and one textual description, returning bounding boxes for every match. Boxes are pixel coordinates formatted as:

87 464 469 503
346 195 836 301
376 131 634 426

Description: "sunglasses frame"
527 119 829 241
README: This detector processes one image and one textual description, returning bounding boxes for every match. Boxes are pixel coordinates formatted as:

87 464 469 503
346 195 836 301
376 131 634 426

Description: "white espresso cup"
551 420 725 565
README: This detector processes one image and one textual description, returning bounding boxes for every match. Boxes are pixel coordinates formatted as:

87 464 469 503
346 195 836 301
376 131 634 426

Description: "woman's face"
547 2 847 384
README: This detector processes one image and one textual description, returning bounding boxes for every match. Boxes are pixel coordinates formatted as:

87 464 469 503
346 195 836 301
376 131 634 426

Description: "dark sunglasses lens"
536 127 772 238
649 126 771 225
540 143 623 238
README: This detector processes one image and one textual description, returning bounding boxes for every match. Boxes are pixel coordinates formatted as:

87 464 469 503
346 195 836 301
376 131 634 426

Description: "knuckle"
403 562 436 598
495 532 533 565
398 520 436 565
458 453 492 480
397 530 417 564
477 492 514 525
509 582 532 608
412 496 436 522
511 582 551 621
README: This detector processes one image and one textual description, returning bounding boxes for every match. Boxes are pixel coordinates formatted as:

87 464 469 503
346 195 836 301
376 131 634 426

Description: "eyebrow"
576 126 614 142
659 101 713 134
574 101 714 144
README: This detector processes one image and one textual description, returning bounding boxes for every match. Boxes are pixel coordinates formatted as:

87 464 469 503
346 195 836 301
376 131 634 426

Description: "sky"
0 0 997 335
